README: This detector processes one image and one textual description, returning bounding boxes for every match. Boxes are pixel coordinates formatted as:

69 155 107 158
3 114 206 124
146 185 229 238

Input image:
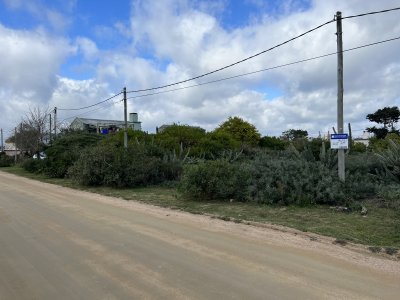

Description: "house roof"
3 143 17 151
73 117 141 126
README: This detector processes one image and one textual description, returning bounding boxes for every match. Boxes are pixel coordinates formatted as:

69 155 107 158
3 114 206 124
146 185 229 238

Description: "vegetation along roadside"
1 108 400 252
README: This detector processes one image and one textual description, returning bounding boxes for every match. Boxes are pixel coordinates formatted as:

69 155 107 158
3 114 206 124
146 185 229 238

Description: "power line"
125 36 400 101
342 7 400 19
58 92 122 111
60 98 123 123
55 7 400 112
125 6 400 95
126 19 336 94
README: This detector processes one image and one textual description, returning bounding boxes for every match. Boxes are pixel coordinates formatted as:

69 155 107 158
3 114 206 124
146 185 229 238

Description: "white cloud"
75 37 99 60
123 0 400 136
0 24 72 134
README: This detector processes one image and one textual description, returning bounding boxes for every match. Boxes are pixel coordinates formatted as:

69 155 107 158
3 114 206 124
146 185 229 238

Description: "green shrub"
22 158 46 173
377 184 400 209
375 139 400 182
179 159 250 201
351 142 367 153
0 152 13 167
44 131 103 178
346 153 382 176
68 143 182 187
247 155 346 205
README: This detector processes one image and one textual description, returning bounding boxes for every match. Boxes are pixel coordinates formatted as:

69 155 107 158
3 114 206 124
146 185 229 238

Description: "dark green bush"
68 143 182 187
0 152 13 167
377 184 400 209
44 131 103 178
247 155 346 205
22 158 46 173
375 139 400 182
179 159 250 201
346 153 383 176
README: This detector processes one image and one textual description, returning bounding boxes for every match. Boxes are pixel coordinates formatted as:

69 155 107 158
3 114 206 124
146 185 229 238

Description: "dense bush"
346 153 383 176
179 153 351 205
68 143 183 187
0 152 13 167
375 139 400 182
377 184 400 209
44 131 104 178
179 159 250 201
247 155 346 205
22 158 46 173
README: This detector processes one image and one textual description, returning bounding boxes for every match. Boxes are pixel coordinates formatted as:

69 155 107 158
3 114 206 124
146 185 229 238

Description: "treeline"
7 115 400 208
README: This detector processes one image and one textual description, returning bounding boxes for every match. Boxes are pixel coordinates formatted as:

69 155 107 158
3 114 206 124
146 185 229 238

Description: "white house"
353 131 371 147
70 113 141 133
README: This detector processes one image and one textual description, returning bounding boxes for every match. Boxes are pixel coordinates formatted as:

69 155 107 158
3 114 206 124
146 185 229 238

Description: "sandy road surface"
0 171 399 299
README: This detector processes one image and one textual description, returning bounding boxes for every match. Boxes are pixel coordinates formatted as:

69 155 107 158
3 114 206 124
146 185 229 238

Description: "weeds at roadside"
384 247 398 255
333 239 348 246
368 246 382 253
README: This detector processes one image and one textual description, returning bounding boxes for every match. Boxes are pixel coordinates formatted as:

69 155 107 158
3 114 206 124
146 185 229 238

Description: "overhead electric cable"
342 7 400 19
60 98 123 123
125 36 400 101
56 7 400 112
126 19 336 94
125 7 400 95
58 92 122 111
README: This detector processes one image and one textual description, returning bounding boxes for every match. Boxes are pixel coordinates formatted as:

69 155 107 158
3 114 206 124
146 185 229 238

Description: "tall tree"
214 116 261 146
7 107 50 156
281 129 308 141
366 106 400 139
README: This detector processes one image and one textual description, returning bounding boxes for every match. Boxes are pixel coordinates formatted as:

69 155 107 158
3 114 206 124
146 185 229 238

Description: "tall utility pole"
336 11 345 181
54 107 57 138
49 113 52 144
123 87 128 149
0 128 3 152
14 127 17 163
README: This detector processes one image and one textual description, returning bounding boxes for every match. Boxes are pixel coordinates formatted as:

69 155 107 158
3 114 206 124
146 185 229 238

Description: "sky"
0 0 400 140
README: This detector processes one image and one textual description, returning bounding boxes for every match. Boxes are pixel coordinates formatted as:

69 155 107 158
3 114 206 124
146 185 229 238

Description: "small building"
70 113 141 133
2 143 21 157
156 124 172 134
353 131 371 147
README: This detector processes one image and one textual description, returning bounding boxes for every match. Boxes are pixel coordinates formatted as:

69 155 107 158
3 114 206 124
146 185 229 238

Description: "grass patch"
2 166 400 248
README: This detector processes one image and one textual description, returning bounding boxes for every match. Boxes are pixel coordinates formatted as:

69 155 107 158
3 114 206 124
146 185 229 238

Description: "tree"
259 136 288 150
366 106 400 138
7 107 50 156
214 116 261 146
281 129 308 141
157 124 206 150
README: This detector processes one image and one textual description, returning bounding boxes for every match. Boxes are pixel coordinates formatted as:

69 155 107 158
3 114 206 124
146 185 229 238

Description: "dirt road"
0 171 399 299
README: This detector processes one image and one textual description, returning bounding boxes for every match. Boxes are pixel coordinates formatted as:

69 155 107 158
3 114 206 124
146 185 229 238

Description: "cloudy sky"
1 0 399 139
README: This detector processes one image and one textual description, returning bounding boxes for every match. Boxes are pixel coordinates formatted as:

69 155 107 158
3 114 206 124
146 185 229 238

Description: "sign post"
330 133 349 150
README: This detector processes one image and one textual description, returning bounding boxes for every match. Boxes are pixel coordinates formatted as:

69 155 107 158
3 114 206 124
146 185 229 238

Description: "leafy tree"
281 129 308 141
157 124 206 150
44 131 104 177
195 131 240 158
259 136 288 150
214 116 261 146
366 106 400 138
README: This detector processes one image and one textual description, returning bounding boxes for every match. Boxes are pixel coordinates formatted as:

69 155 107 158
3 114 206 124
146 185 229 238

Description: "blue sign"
330 133 348 149
331 134 348 139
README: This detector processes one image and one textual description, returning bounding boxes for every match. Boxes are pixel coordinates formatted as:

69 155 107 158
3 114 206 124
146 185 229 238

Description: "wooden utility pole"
336 11 345 182
49 113 52 144
54 107 57 138
123 87 128 149
0 128 3 152
14 127 17 163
